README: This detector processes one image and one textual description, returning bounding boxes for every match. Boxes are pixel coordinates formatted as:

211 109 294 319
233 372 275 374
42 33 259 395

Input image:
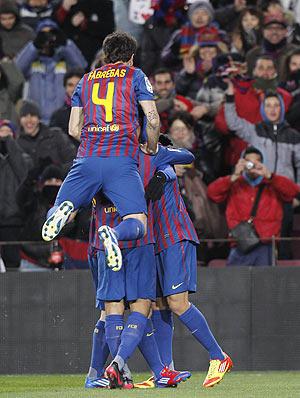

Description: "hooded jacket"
0 0 34 58
215 79 292 166
15 20 87 124
224 94 300 183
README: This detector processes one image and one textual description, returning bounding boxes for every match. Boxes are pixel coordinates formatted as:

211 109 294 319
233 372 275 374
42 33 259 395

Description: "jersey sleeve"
156 146 195 166
157 164 177 181
71 77 84 107
134 69 155 102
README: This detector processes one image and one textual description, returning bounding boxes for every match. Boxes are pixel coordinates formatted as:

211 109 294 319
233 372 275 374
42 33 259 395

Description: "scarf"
242 172 263 186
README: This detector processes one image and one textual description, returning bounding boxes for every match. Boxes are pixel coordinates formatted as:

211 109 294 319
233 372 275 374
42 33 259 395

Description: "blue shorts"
55 156 147 216
88 250 105 310
156 240 197 297
89 245 156 304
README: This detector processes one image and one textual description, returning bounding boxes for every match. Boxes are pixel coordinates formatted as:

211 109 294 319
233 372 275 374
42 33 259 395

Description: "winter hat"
0 119 16 136
0 0 19 17
36 18 58 33
188 1 214 22
260 91 285 123
263 15 288 28
175 95 194 112
40 164 64 183
19 100 41 118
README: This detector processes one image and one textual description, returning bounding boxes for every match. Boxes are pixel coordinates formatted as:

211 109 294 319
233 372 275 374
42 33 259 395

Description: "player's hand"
145 171 167 202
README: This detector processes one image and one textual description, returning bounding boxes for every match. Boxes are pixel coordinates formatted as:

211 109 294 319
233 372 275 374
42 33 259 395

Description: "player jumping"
42 32 160 271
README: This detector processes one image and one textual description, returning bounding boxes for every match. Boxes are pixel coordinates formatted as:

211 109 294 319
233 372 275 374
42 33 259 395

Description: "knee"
167 295 189 316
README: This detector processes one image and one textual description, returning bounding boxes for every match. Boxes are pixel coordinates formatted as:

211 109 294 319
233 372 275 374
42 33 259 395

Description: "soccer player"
86 143 195 389
42 32 160 270
151 165 233 388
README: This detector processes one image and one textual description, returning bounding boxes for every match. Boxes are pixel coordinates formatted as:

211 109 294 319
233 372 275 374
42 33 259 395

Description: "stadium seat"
276 260 300 267
207 259 227 268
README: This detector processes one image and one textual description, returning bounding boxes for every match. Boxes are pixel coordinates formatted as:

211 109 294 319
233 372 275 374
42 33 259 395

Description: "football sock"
138 318 164 379
105 315 124 358
179 304 224 360
113 218 145 241
46 205 58 219
114 312 148 370
87 319 109 379
152 310 174 368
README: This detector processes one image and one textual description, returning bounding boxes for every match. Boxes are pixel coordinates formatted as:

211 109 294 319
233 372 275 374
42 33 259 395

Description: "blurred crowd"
1 0 300 270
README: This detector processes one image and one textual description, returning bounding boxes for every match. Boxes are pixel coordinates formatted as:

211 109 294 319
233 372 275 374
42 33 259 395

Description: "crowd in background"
1 0 300 270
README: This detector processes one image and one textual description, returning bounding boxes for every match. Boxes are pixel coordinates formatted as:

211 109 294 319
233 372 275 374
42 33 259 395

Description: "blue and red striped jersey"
153 177 199 254
89 146 195 250
72 63 154 160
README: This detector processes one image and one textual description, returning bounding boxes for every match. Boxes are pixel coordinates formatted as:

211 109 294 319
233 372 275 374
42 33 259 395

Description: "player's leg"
99 157 148 269
42 158 103 241
163 241 232 388
85 249 110 388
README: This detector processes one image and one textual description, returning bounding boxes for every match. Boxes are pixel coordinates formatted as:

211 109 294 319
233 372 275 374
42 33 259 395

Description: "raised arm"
139 100 160 154
224 81 256 143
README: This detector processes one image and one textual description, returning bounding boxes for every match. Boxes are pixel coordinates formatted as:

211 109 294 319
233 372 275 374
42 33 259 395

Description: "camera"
245 161 254 170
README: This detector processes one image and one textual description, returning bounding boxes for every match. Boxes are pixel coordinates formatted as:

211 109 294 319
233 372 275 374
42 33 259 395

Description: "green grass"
0 372 299 398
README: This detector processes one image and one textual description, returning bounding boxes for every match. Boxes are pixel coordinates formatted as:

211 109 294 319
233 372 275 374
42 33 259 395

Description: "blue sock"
151 310 174 368
138 319 164 379
46 206 58 219
87 319 110 379
179 304 224 360
113 219 145 241
105 315 124 358
115 312 148 368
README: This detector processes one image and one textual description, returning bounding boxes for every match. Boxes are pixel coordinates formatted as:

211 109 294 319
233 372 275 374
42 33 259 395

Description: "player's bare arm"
140 100 160 154
69 106 84 141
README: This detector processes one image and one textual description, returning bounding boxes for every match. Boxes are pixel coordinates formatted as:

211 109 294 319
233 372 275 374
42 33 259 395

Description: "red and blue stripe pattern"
72 63 154 161
153 179 199 254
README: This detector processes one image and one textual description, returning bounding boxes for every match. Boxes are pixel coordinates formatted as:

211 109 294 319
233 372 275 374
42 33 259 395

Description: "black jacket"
0 137 31 226
17 124 77 173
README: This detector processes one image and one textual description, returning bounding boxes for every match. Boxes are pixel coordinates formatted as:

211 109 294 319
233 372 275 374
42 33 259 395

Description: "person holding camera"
15 18 87 124
207 146 300 266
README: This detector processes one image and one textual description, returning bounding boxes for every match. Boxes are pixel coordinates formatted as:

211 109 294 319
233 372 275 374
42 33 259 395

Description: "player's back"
74 63 153 159
153 179 199 253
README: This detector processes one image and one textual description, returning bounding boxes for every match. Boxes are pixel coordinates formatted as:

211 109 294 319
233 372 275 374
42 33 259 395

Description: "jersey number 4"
92 82 114 123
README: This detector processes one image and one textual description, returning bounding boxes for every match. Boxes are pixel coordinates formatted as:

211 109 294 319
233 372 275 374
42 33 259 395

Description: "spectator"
141 0 188 76
0 119 31 269
0 57 24 127
0 0 35 59
225 81 300 258
17 100 77 172
279 48 300 131
193 52 246 122
175 32 228 100
231 7 263 55
169 111 222 183
49 67 84 143
161 1 228 70
16 163 90 270
215 54 292 166
207 146 300 266
54 0 114 66
19 0 54 30
16 18 87 124
152 67 193 134
246 15 297 75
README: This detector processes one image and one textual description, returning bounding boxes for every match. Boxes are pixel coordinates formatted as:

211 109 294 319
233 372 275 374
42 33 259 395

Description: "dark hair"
280 48 300 81
102 32 137 64
243 145 263 161
257 0 281 12
238 7 263 32
63 68 85 87
253 54 276 70
169 111 195 130
152 67 174 81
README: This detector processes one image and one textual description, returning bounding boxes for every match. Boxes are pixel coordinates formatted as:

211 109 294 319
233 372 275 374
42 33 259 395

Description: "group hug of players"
41 32 233 390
